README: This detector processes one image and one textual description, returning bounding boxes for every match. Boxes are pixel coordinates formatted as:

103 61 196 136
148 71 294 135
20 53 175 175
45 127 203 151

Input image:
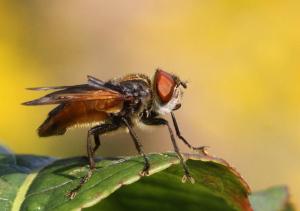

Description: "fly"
23 69 205 199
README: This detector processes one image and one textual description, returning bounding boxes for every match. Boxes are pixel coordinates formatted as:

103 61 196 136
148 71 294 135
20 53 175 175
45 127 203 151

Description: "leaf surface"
0 147 252 211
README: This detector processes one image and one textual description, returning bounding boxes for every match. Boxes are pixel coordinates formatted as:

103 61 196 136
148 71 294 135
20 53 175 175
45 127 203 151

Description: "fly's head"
152 68 187 114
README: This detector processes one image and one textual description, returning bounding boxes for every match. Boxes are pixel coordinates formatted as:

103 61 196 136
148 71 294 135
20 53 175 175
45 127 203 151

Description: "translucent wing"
87 75 106 88
27 75 116 91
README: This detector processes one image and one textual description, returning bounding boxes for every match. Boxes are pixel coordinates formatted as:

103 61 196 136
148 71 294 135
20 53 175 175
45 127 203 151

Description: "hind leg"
67 123 119 199
92 133 100 157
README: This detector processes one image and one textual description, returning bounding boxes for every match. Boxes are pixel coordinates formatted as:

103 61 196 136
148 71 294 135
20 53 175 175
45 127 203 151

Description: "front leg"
171 112 207 154
142 116 195 184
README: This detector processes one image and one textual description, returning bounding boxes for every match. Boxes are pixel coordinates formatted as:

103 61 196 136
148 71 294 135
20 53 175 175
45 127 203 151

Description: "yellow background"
0 0 299 207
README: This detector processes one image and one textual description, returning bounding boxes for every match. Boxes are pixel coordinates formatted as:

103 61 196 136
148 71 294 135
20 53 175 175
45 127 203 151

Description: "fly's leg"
171 112 207 154
142 117 195 184
87 130 96 169
122 118 150 176
67 124 119 199
67 130 94 199
92 133 100 158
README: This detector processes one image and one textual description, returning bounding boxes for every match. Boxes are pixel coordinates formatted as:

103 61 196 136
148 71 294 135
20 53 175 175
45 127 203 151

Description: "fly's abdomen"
38 100 123 137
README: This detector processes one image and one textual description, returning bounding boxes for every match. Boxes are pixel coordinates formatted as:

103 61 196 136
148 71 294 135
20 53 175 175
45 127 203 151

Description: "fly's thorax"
113 75 153 119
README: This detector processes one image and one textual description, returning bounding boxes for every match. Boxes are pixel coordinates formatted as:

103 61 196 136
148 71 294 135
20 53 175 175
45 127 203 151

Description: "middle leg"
122 117 150 176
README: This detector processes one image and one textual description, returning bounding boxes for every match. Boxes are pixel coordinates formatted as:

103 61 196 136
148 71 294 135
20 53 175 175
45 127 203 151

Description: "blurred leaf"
0 146 252 211
0 146 54 211
250 186 295 211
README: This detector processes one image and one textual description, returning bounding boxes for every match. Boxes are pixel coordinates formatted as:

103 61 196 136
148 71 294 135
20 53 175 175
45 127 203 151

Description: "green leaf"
0 146 252 211
85 156 251 211
0 146 54 211
250 186 295 211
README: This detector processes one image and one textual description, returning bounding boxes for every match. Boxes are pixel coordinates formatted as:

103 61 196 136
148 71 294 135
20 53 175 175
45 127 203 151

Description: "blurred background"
0 0 299 208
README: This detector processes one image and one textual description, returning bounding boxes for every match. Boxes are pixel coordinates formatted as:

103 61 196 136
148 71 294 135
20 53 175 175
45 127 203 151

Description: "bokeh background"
0 0 299 207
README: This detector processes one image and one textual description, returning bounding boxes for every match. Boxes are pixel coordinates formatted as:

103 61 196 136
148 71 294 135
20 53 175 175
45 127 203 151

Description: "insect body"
23 69 204 198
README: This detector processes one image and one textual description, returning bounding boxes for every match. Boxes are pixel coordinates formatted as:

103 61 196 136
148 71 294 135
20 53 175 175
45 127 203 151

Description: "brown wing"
26 85 81 91
23 84 128 137
23 84 124 105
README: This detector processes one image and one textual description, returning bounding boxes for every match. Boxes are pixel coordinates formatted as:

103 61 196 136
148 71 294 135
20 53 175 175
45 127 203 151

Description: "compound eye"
155 69 176 104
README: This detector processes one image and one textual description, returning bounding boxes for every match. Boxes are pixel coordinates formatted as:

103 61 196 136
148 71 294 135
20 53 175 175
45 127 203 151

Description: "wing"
26 85 86 91
87 75 106 88
28 75 119 91
26 75 118 91
23 84 128 105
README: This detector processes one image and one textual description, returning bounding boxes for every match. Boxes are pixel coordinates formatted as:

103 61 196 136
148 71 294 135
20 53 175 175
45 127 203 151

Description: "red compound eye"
155 69 176 104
